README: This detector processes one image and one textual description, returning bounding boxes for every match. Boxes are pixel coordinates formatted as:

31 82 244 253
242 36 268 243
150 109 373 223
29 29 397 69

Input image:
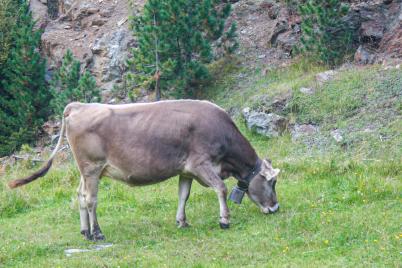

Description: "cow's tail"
8 117 67 189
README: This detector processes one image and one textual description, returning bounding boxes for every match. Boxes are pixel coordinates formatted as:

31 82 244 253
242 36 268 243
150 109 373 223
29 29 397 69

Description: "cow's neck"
241 158 262 182
226 150 260 204
226 148 259 182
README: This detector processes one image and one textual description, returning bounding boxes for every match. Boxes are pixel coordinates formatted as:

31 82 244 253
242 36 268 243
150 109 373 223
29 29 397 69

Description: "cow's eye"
272 180 276 191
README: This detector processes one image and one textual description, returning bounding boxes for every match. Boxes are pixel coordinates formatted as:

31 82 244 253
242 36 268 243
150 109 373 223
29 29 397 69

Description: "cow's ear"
271 168 280 179
262 159 272 168
260 164 280 181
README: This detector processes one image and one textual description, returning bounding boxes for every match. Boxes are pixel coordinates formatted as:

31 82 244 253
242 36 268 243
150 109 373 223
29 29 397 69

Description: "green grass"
205 57 326 113
1 62 401 267
0 136 400 267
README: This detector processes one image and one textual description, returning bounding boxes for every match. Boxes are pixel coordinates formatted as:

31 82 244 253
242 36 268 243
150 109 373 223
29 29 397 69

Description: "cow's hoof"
219 222 230 229
176 220 190 228
81 230 92 241
93 232 106 241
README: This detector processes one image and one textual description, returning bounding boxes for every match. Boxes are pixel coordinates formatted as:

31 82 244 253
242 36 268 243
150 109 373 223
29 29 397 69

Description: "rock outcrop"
242 107 288 138
30 0 144 93
348 0 402 64
291 124 320 142
227 0 300 66
316 70 338 85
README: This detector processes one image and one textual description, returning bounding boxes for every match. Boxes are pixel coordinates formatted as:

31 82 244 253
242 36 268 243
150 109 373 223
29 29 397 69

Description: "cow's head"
247 159 280 214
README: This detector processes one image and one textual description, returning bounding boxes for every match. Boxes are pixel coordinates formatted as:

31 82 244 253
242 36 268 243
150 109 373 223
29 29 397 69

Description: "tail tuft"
8 180 21 189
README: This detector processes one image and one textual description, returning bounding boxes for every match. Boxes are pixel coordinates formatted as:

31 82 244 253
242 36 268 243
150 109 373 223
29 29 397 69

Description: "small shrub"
298 0 354 66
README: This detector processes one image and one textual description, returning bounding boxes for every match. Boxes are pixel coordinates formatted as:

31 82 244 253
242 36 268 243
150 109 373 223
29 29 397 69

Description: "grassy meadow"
0 62 401 267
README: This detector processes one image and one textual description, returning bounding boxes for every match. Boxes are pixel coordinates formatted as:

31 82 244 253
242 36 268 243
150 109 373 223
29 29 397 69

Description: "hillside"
1 61 401 266
0 0 401 267
208 60 401 159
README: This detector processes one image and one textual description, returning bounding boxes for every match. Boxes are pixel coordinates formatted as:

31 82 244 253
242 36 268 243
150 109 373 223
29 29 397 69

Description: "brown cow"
9 100 280 241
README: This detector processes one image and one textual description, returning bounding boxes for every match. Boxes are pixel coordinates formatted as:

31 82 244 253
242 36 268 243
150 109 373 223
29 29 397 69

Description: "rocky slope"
30 0 401 96
30 0 145 95
230 0 402 65
350 0 402 64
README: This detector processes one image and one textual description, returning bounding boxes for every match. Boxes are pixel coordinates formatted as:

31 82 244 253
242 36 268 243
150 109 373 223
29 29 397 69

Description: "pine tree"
127 0 238 99
50 50 100 115
0 0 17 67
77 70 100 103
0 1 52 156
50 50 81 114
299 0 353 66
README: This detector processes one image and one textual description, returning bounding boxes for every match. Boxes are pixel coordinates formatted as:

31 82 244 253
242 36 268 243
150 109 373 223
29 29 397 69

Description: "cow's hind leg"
176 175 193 228
84 174 104 241
77 177 91 240
78 162 105 241
191 164 230 229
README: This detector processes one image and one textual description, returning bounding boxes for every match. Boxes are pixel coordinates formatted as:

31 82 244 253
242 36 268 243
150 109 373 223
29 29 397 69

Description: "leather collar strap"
237 158 262 191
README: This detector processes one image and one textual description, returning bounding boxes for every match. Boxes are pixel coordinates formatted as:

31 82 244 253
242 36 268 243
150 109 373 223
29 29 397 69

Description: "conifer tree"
127 0 238 99
50 50 100 115
299 0 353 66
0 0 15 66
0 1 52 156
77 70 99 103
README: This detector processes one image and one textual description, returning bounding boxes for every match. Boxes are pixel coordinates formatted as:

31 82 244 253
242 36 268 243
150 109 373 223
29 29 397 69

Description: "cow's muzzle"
262 203 280 214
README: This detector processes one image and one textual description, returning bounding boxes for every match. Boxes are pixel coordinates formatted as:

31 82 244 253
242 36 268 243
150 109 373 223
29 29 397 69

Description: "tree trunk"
153 13 161 101
154 70 161 101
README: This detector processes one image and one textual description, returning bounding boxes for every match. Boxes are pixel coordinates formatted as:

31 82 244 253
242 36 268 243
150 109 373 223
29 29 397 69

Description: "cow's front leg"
176 175 193 228
192 164 230 229
77 178 91 240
